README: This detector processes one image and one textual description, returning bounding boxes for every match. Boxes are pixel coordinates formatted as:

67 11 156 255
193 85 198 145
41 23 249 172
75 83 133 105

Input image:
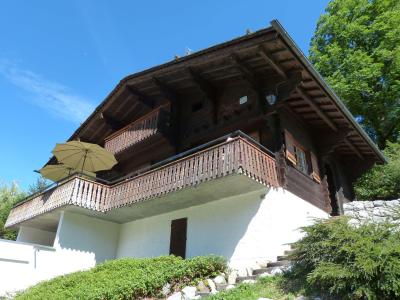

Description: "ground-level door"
169 218 187 258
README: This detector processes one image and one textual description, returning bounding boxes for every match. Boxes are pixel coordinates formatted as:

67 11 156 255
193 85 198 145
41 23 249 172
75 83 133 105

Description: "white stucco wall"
53 211 120 272
0 239 57 296
1 187 328 295
17 226 56 246
117 187 328 268
0 212 121 296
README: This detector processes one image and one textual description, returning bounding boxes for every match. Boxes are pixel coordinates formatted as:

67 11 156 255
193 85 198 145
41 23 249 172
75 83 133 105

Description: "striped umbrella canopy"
52 141 117 173
39 164 96 182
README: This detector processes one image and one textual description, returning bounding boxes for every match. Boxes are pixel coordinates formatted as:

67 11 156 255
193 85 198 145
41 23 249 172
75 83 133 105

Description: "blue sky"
0 0 329 191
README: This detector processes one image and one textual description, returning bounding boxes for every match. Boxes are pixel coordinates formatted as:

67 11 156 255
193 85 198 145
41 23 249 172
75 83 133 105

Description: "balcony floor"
16 173 268 230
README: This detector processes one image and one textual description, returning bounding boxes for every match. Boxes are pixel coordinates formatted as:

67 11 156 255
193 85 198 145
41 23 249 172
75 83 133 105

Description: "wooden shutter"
284 130 297 165
310 152 321 183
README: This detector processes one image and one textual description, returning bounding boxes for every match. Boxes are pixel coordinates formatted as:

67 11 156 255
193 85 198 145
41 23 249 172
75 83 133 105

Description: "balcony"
6 132 279 227
104 104 171 156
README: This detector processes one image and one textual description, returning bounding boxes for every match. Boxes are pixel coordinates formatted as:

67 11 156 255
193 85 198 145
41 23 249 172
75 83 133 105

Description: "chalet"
1 20 385 294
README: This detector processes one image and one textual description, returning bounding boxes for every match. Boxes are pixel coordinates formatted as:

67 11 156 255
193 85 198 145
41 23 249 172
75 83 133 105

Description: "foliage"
286 217 400 299
0 182 25 240
309 0 400 148
16 255 227 300
207 276 299 300
27 176 50 195
354 141 400 200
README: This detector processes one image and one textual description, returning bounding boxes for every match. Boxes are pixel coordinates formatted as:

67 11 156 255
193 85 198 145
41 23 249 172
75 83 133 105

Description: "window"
284 130 320 181
294 145 308 174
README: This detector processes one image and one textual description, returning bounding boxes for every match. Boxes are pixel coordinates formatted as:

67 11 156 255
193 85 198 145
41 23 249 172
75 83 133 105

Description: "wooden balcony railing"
5 177 109 228
104 104 170 155
6 134 278 227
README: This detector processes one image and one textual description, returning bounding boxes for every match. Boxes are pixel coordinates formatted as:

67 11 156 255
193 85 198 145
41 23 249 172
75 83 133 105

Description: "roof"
61 20 385 164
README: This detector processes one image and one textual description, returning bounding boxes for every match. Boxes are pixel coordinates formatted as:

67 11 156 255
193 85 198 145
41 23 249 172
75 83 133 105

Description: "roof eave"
270 20 386 164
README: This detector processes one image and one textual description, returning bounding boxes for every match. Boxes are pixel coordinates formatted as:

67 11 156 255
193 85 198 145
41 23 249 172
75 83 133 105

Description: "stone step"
236 275 257 283
267 260 290 268
277 255 289 261
196 291 211 298
252 268 269 275
215 283 228 291
283 249 296 256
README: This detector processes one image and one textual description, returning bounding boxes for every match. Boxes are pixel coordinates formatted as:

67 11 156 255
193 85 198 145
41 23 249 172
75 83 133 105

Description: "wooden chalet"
3 20 385 282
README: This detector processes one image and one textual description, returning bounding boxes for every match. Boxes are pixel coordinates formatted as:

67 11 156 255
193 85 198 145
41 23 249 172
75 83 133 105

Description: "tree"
0 183 26 240
28 176 50 195
354 141 400 200
309 0 400 149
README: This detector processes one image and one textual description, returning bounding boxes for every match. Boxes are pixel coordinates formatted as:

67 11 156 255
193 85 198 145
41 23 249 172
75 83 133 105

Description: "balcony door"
169 218 187 258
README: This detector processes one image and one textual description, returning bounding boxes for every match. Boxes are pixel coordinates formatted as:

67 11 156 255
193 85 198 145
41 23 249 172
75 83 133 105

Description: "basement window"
192 102 203 112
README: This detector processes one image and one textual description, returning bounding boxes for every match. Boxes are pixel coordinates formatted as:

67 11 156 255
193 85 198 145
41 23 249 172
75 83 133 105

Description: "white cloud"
0 59 95 124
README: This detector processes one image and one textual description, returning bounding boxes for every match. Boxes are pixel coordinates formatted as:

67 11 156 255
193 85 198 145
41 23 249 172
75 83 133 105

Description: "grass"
206 276 302 300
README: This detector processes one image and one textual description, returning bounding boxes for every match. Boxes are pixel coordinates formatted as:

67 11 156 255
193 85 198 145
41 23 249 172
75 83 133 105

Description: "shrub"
207 276 299 300
354 142 400 200
16 255 226 300
286 217 400 299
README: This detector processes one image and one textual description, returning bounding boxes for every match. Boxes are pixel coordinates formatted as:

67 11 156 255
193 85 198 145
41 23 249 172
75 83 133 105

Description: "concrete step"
267 260 290 268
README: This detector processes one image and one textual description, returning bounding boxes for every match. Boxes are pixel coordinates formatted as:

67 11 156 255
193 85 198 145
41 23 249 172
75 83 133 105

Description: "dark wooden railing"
104 104 170 155
6 135 278 227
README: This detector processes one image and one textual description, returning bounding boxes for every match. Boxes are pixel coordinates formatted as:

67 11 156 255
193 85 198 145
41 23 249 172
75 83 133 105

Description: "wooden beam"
296 86 338 131
152 76 178 102
315 128 350 147
186 67 217 99
98 112 122 130
344 138 364 160
230 54 258 89
258 45 287 78
277 71 302 101
126 85 155 108
186 67 220 124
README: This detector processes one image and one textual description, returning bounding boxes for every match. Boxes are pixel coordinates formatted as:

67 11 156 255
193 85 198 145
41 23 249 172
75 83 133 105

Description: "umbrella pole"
81 150 88 176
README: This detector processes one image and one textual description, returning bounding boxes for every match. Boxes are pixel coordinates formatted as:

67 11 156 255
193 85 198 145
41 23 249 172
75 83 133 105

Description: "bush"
286 217 400 299
16 255 226 300
354 142 400 200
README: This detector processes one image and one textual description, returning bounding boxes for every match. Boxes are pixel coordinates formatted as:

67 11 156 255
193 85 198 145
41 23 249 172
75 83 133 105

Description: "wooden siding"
6 136 278 227
285 165 331 213
104 105 170 155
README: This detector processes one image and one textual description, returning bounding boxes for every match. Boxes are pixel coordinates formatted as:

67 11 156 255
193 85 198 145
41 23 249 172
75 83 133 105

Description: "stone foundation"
343 200 400 223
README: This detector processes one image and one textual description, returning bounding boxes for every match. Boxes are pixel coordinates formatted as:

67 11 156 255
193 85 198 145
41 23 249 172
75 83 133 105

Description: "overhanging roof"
62 20 385 164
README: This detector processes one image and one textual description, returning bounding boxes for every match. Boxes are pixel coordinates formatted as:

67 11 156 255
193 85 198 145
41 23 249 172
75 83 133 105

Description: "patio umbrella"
52 141 118 173
39 164 96 182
